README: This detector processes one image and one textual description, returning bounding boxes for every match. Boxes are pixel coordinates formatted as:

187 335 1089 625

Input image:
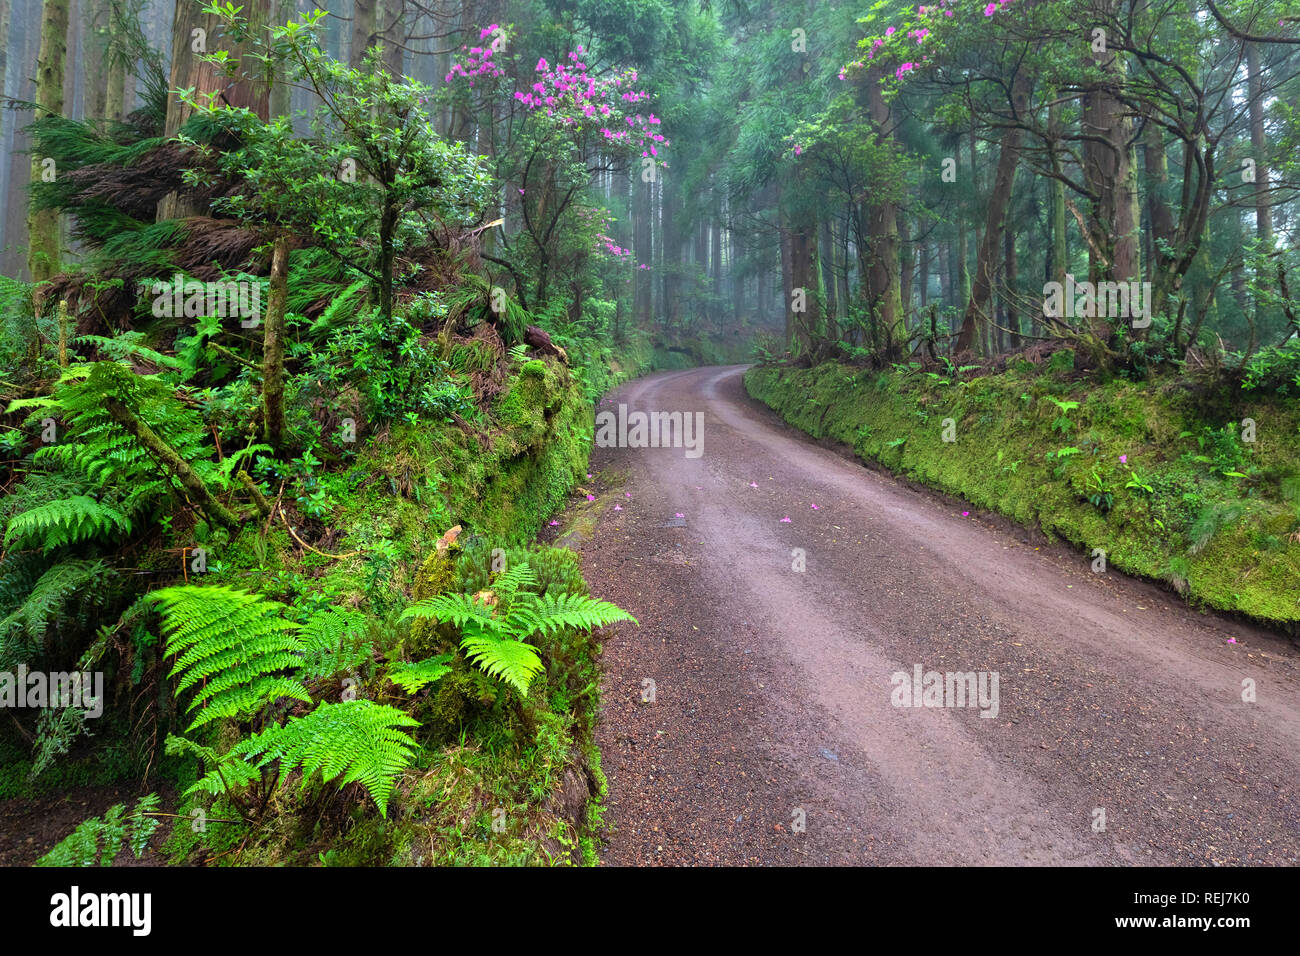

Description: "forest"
0 0 1298 875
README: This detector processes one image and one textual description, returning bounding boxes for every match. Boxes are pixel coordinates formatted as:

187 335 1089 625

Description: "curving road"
573 365 1300 866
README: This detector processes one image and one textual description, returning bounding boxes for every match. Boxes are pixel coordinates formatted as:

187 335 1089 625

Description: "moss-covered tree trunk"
104 398 239 529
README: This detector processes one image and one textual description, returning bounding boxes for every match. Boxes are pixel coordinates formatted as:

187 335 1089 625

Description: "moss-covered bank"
746 358 1300 628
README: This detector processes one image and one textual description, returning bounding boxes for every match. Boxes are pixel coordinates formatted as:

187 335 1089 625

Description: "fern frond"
387 653 453 694
458 631 544 696
233 700 419 816
35 793 161 867
3 495 132 551
298 606 372 681
491 562 539 604
151 585 309 730
400 592 502 634
507 592 638 638
0 559 111 669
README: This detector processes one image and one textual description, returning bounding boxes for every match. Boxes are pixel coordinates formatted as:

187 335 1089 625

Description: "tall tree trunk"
819 214 837 331
351 0 376 68
1245 40 1272 332
159 0 270 220
1048 96 1068 297
83 0 109 125
380 0 403 76
633 171 652 326
957 71 1028 354
27 0 70 286
1005 225 1019 348
865 67 904 357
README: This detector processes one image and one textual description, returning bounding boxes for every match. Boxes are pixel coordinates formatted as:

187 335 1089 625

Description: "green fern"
11 361 220 519
298 606 372 682
387 653 453 693
0 559 112 670
400 561 635 696
219 700 418 816
150 585 310 730
3 495 132 551
35 793 160 866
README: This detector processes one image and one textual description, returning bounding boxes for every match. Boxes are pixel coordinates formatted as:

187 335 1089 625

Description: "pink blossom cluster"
448 34 669 158
839 0 1011 83
444 24 507 86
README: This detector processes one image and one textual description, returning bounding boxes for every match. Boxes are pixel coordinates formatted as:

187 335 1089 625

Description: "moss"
747 362 1300 626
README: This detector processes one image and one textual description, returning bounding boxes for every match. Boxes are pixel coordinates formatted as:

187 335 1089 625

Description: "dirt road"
573 365 1300 866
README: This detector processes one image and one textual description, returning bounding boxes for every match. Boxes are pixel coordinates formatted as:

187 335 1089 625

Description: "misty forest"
1 0 1299 870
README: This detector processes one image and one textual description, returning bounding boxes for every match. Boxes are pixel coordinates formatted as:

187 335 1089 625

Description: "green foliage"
401 561 635 696
1241 340 1300 395
0 559 113 670
298 606 372 683
3 496 132 552
387 654 454 694
150 585 309 730
204 700 419 817
11 361 218 521
35 793 160 866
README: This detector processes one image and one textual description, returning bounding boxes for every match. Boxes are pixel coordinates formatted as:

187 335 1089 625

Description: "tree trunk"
351 0 376 68
956 71 1028 354
27 0 71 284
865 67 904 357
1005 225 1019 348
159 0 270 220
1245 39 1272 332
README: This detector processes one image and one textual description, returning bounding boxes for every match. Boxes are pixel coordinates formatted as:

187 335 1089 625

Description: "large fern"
223 700 418 816
400 561 635 696
10 361 221 522
150 585 310 730
176 700 418 817
3 496 132 551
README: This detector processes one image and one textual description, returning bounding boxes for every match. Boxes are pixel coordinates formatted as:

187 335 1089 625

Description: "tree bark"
27 0 71 284
957 72 1028 354
159 0 270 220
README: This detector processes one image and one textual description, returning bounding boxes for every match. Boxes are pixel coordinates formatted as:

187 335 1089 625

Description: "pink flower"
984 2 995 13
1228 637 1238 644
749 482 758 488
1119 455 1128 464
536 57 548 71
587 473 593 479
614 505 622 511
962 511 969 517
675 512 685 518
625 493 632 498
586 494 595 501
780 516 792 523
549 520 559 526
810 503 820 510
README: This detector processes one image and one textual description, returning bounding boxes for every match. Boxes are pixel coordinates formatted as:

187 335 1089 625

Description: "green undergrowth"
20 339 655 866
154 356 620 865
746 356 1300 627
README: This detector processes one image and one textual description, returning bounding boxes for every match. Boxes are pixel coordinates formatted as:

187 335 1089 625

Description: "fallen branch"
278 503 362 560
